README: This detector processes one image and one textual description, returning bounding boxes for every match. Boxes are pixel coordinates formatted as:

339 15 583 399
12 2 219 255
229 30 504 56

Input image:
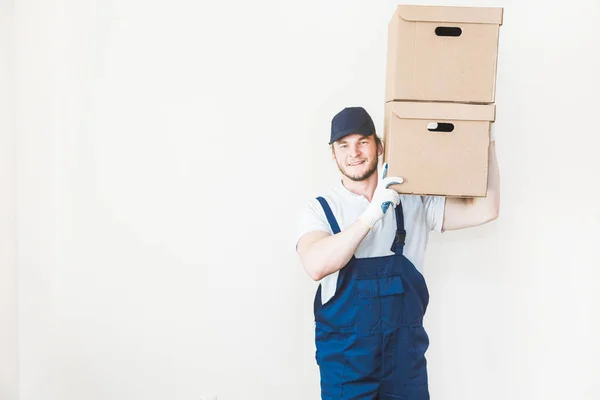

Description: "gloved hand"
358 163 404 229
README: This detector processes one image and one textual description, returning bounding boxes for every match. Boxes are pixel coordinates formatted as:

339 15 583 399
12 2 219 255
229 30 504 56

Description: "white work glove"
358 163 404 229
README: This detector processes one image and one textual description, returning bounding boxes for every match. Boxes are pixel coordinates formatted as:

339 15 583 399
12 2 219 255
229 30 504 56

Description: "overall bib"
314 197 430 400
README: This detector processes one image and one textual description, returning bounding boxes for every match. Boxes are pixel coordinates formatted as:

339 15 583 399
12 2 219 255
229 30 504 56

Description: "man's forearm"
442 141 500 230
299 219 371 281
463 141 500 210
485 140 500 213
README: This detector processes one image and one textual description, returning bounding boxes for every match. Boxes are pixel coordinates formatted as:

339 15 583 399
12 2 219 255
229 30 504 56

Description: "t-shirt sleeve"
296 198 333 248
421 195 446 233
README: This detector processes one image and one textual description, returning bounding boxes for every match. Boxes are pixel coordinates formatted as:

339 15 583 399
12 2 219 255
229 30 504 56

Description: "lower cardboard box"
383 101 495 197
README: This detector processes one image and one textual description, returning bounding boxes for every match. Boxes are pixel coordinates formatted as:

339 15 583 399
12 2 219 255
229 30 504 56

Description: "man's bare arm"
442 141 500 231
296 220 371 281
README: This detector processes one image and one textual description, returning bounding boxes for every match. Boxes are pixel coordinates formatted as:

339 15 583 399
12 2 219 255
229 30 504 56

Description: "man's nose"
349 144 360 157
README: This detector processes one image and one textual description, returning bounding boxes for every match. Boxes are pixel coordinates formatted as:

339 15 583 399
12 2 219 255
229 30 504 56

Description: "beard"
336 156 379 182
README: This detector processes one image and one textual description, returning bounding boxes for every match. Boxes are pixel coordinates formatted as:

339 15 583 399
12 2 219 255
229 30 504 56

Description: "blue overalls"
314 196 430 400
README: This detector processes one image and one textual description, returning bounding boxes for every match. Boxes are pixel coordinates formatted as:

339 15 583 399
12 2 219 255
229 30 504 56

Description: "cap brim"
329 129 374 145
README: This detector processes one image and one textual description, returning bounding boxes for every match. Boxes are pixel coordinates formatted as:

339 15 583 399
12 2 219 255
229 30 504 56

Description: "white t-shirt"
297 180 446 305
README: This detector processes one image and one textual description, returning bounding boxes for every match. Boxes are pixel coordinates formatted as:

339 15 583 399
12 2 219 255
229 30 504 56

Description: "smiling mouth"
348 160 365 167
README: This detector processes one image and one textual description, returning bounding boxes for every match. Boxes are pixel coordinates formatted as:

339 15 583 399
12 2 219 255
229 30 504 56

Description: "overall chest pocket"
356 275 406 332
357 274 405 298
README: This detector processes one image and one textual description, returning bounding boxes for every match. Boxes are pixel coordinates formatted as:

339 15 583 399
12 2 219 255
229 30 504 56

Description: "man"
296 106 499 400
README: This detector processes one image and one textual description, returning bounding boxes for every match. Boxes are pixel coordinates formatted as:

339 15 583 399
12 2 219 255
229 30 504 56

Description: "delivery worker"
295 106 500 400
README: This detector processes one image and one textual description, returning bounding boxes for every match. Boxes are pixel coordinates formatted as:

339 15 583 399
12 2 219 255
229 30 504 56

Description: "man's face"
332 134 382 182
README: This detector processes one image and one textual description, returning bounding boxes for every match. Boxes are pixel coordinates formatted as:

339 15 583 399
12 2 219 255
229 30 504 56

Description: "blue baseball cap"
329 106 376 145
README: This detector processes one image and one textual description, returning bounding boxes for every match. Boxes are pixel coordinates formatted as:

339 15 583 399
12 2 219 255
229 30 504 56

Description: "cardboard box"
383 101 495 197
385 5 503 104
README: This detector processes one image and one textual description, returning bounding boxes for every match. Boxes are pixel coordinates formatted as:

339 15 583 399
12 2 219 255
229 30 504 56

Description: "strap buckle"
394 230 406 247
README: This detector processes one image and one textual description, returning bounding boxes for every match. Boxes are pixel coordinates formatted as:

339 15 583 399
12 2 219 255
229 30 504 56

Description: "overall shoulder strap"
391 199 407 253
316 197 341 234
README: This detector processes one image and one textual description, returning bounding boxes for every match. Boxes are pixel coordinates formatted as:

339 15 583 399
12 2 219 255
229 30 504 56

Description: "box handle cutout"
435 27 462 37
427 122 454 132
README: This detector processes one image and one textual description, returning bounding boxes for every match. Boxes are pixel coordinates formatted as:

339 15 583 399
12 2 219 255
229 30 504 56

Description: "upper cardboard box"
385 5 503 104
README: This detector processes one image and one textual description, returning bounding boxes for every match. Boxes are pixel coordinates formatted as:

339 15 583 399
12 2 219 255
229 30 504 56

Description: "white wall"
0 1 17 400
13 0 600 399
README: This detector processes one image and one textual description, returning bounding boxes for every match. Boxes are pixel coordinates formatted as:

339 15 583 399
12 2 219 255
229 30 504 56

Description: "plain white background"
1 0 17 399
1 0 600 399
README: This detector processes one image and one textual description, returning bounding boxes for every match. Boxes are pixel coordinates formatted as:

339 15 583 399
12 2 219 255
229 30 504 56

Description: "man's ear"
377 141 384 157
331 144 336 160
